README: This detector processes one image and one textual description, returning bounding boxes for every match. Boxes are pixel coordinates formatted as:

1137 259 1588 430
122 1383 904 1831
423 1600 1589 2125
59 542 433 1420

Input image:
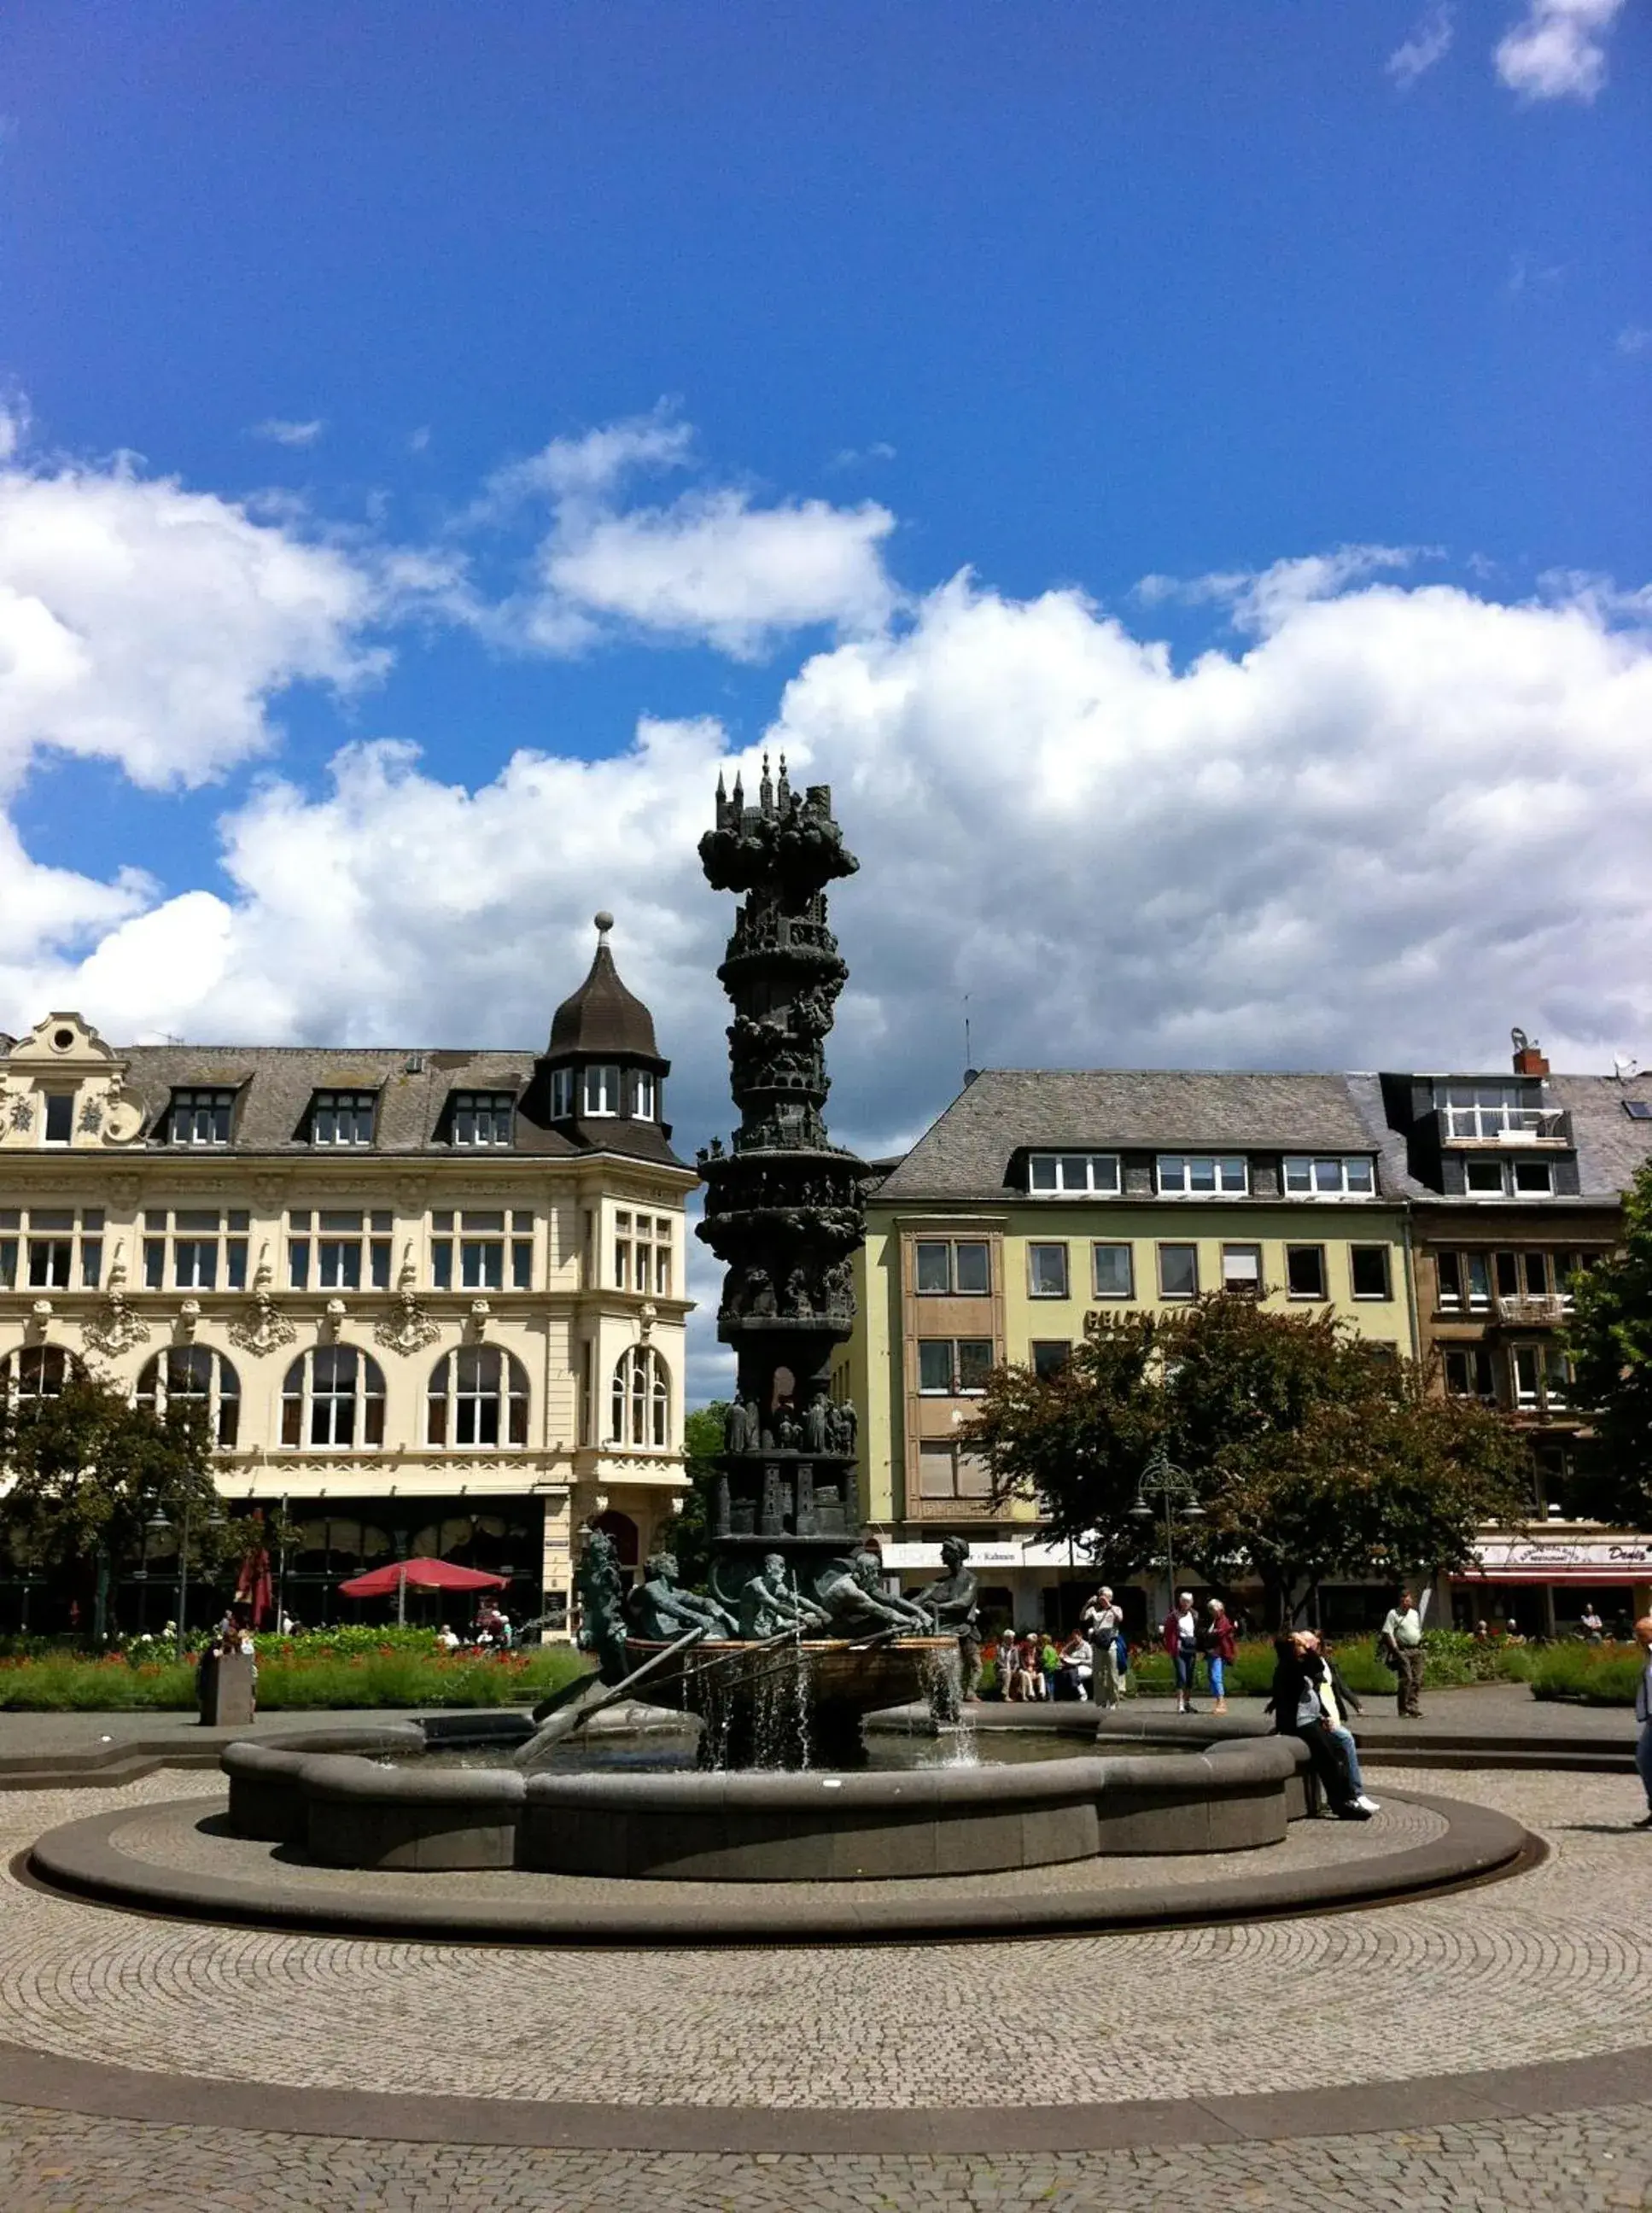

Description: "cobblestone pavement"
1 2099 1649 2210
3 1768 1649 2109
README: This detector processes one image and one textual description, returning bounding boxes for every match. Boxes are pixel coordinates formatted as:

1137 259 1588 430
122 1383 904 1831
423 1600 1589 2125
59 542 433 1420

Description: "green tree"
962 1295 1532 1627
0 1367 264 1639
673 1402 728 1587
1566 1155 1652 1526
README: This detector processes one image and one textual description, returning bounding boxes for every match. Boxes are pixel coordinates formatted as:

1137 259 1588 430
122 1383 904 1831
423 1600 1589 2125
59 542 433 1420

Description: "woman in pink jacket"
1204 1598 1237 1713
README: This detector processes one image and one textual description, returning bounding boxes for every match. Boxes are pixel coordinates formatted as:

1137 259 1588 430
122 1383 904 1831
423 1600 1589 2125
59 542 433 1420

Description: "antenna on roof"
1614 1054 1640 1083
963 996 979 1089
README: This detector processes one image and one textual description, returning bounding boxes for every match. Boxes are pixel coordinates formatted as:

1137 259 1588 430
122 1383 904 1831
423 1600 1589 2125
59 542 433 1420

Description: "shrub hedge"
0 1638 590 1713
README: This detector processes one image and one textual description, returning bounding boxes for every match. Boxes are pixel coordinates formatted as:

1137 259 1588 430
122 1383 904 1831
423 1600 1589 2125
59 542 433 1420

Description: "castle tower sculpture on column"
697 756 867 1607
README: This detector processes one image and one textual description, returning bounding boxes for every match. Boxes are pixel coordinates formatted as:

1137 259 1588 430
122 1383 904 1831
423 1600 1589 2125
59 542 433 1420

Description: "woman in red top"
1205 1599 1237 1713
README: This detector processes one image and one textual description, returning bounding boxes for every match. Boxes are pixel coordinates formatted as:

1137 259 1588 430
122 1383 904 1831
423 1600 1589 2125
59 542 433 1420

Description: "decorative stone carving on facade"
227 1292 298 1356
81 1293 151 1357
322 1298 347 1339
28 1299 53 1335
176 1299 202 1340
9 1095 34 1132
470 1298 492 1336
77 1096 104 1136
374 1290 441 1355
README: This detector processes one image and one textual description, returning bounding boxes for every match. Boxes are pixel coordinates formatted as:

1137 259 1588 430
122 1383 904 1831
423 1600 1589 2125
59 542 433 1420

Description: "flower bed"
1124 1630 1537 1698
0 1635 590 1713
1525 1643 1644 1706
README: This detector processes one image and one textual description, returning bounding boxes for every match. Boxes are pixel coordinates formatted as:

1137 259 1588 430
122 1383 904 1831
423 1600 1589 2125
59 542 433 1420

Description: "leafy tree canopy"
673 1401 728 1587
0 1366 268 1602
1566 1154 1652 1525
961 1295 1532 1626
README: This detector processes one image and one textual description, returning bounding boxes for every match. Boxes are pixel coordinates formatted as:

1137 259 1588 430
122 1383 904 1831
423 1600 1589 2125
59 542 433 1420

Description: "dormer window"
1027 1152 1119 1196
1282 1156 1375 1198
582 1065 621 1118
549 1066 575 1119
633 1071 657 1121
310 1090 377 1147
42 1092 73 1146
167 1088 235 1147
449 1091 514 1147
1158 1154 1247 1197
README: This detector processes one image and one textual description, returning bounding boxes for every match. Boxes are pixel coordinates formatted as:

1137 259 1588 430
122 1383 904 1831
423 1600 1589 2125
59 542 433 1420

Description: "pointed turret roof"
546 913 663 1062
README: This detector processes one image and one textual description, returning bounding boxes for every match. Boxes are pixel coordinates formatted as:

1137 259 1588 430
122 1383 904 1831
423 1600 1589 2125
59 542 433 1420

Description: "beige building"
0 922 696 1637
849 1070 1414 1631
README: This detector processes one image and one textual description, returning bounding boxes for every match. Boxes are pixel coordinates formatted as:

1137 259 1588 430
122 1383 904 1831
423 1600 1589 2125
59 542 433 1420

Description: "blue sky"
0 1 1647 1182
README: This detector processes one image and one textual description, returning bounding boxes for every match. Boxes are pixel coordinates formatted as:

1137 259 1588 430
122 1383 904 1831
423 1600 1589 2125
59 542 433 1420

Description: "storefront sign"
1457 1534 1652 1584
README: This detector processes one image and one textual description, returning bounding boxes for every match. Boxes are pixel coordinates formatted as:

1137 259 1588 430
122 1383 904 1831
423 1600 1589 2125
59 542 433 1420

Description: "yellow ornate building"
0 920 696 1636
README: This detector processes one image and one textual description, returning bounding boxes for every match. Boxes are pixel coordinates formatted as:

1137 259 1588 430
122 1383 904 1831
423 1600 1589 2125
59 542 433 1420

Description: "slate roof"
874 1070 1387 1202
547 941 663 1062
104 1045 685 1168
1518 1074 1652 1201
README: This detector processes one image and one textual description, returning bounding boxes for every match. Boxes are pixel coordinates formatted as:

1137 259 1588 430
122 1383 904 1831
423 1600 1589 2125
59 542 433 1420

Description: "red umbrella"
337 1557 508 1626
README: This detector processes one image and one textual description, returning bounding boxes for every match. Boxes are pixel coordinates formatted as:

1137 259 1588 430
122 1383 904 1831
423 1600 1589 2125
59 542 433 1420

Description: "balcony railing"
1492 1293 1568 1327
1442 1106 1568 1144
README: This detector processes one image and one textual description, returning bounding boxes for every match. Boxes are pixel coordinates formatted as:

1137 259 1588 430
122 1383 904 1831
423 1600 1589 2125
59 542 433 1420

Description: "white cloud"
1495 0 1627 101
483 408 694 510
0 448 388 792
1388 4 1455 87
539 490 898 660
250 417 326 447
1617 326 1652 356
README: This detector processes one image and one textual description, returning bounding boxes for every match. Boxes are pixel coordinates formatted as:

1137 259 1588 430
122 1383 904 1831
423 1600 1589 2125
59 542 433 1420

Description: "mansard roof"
876 1069 1390 1202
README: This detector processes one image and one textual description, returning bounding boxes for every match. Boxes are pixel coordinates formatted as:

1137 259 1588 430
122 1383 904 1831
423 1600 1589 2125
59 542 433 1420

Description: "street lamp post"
1129 1441 1205 1614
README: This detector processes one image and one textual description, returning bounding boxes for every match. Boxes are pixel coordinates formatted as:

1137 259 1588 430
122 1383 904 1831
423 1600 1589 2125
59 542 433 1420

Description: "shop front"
1451 1533 1652 1638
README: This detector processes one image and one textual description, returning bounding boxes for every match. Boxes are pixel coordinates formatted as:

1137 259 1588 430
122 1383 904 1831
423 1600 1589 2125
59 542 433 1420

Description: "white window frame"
449 1091 515 1147
1091 1241 1134 1299
1026 1151 1121 1196
135 1346 241 1448
280 1345 388 1451
1157 1242 1199 1299
549 1066 575 1119
427 1346 529 1448
583 1064 621 1118
311 1091 377 1147
1281 1155 1375 1199
167 1089 235 1146
1027 1242 1070 1299
610 1346 671 1450
1349 1245 1392 1301
633 1071 657 1121
1221 1243 1263 1293
1157 1154 1248 1198
1285 1244 1328 1300
916 1337 995 1395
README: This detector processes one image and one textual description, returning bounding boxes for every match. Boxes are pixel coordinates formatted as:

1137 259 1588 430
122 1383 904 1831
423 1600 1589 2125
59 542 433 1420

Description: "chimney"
1510 1026 1549 1077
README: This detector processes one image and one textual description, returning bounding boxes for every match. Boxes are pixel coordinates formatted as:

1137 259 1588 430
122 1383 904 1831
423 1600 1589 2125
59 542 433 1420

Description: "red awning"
338 1559 508 1597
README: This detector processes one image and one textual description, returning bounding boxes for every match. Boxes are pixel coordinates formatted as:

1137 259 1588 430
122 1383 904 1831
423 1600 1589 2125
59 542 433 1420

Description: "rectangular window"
173 1240 219 1291
0 1238 15 1288
1282 1155 1375 1198
1513 1160 1553 1194
549 1066 574 1119
1466 1253 1491 1310
1158 1242 1198 1299
914 1240 990 1295
166 1088 235 1145
450 1091 514 1147
917 1443 993 1499
1464 1159 1506 1194
1286 1245 1327 1299
431 1240 452 1290
311 1091 377 1146
1030 1340 1070 1378
27 1239 73 1288
512 1240 534 1291
582 1064 621 1116
1028 1242 1070 1299
461 1240 505 1291
1445 1346 1495 1399
633 1071 657 1120
1221 1244 1262 1295
145 1238 166 1289
1157 1154 1247 1197
43 1092 74 1145
1091 1242 1133 1299
917 1338 993 1393
1494 1250 1519 1298
79 1238 102 1288
1350 1246 1392 1299
1437 1252 1462 1310
1026 1152 1121 1195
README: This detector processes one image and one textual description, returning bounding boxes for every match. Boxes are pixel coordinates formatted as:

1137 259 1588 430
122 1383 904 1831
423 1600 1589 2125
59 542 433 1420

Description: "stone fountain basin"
622 1634 956 1717
220 1721 1306 1881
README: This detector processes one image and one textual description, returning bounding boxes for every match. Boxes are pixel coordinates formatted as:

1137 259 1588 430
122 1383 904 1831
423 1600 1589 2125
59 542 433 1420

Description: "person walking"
1163 1590 1200 1714
1634 1614 1652 1831
1204 1598 1237 1714
1380 1586 1426 1719
1083 1585 1124 1709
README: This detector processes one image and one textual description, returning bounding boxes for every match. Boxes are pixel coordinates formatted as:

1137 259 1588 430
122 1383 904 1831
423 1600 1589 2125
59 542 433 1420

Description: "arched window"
610 1346 669 1450
591 1508 639 1569
425 1346 529 1447
279 1346 386 1449
1 1344 79 1405
134 1346 241 1447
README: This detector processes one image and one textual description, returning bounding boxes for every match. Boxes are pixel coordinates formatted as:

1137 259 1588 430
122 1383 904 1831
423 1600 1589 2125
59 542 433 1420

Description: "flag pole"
398 1564 406 1627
